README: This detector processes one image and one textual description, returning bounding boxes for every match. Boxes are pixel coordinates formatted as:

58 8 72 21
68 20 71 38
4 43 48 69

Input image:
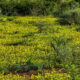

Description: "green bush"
59 8 80 25
51 35 73 67
0 0 55 16
0 0 80 17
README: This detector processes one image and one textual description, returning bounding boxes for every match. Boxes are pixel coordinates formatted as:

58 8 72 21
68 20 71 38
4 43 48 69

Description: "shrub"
59 8 80 25
51 35 73 67
0 0 55 16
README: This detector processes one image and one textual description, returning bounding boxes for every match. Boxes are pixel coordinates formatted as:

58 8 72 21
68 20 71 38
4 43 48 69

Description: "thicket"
0 0 79 15
0 0 54 16
0 0 80 24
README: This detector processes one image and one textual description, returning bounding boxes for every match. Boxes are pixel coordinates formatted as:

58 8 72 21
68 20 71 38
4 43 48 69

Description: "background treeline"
0 0 56 16
0 0 80 24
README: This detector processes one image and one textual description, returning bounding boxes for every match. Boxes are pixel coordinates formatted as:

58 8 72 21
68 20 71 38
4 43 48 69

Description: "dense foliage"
0 16 80 79
0 0 79 15
0 0 80 79
0 0 80 24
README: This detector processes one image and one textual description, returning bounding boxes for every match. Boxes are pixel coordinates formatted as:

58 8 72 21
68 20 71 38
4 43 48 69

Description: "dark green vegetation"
0 0 80 25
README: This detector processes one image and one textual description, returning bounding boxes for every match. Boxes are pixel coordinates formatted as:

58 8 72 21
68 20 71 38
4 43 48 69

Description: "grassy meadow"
0 16 80 80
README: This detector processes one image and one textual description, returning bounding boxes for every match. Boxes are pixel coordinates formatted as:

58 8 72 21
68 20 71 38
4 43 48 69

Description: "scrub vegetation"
0 0 80 80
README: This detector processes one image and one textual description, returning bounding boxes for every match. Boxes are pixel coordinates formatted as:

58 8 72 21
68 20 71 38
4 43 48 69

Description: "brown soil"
19 70 38 79
4 68 64 79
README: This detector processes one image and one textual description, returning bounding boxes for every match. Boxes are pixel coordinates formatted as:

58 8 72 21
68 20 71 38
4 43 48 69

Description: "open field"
0 16 80 80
